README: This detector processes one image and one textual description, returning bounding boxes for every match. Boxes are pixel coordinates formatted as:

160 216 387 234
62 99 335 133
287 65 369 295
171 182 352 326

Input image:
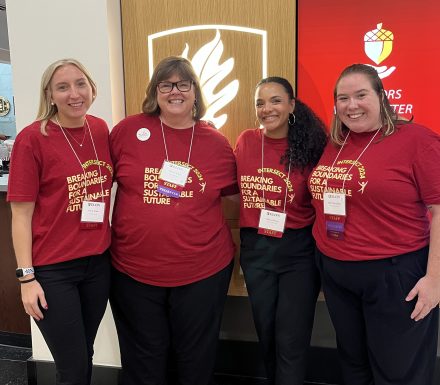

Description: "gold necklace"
55 115 87 147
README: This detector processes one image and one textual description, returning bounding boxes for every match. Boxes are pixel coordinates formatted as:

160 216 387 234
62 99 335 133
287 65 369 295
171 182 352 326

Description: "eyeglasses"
157 80 193 93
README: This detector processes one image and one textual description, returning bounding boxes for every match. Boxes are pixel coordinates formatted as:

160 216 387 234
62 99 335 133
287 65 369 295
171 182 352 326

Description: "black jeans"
110 260 233 385
317 246 439 385
34 251 110 385
240 226 320 385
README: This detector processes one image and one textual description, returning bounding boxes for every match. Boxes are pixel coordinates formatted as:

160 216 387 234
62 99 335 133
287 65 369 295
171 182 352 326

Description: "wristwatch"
15 267 34 278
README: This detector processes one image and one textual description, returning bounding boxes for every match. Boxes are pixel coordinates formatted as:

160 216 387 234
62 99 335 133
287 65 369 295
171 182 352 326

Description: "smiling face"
49 64 94 127
157 73 196 127
335 73 382 133
255 82 295 139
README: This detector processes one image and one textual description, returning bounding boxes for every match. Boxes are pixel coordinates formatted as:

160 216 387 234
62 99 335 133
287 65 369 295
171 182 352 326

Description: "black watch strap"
19 277 36 284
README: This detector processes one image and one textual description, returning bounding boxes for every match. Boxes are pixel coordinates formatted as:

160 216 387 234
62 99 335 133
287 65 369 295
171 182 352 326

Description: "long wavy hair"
37 58 97 136
330 64 408 145
142 56 207 120
256 77 328 171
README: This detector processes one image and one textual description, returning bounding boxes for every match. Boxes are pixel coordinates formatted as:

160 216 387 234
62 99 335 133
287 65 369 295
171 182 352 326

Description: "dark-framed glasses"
157 80 193 93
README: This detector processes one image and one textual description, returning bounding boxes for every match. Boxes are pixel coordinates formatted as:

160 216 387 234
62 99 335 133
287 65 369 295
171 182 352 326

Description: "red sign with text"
297 0 440 134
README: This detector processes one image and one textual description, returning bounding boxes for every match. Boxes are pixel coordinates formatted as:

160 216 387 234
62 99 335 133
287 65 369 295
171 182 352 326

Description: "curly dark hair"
256 77 328 171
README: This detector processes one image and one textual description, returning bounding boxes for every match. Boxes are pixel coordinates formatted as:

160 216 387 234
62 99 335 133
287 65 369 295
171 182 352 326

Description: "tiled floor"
0 344 31 385
0 344 270 385
0 344 329 384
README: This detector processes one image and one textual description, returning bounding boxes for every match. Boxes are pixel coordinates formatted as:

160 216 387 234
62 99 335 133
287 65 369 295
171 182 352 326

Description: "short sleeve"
109 121 123 167
217 134 238 196
7 131 40 202
412 133 440 205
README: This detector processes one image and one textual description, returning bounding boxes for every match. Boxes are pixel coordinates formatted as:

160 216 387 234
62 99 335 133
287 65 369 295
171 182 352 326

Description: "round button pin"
136 128 151 141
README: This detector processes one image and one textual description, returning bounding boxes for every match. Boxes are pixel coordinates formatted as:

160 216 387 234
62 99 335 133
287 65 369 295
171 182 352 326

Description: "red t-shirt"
7 116 113 266
235 128 314 229
309 123 440 261
110 114 237 287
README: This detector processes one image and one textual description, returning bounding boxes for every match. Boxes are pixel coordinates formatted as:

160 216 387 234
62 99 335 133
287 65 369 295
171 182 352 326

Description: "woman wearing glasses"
109 56 237 385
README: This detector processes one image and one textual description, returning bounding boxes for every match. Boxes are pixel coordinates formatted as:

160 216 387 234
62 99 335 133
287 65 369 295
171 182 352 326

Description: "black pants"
240 226 320 385
34 251 110 385
317 247 439 385
110 260 233 385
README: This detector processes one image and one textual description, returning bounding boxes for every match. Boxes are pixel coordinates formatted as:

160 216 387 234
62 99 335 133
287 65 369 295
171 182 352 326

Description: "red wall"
297 0 440 134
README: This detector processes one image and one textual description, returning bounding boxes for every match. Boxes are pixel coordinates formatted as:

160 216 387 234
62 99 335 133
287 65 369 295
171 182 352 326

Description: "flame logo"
181 30 239 128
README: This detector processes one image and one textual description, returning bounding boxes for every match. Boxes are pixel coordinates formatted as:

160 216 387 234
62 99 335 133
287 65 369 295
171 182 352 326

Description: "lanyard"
327 128 380 190
260 130 291 213
55 116 105 202
160 118 195 164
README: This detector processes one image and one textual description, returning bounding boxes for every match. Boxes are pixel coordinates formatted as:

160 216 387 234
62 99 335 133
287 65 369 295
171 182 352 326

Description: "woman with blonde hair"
8 58 113 385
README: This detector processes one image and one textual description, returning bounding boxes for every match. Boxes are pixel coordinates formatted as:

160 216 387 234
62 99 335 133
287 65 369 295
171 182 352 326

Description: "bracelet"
19 277 36 284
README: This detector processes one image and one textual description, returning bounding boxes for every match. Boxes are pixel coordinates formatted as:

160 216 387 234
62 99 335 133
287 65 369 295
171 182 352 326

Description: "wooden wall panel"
0 193 30 333
121 0 296 295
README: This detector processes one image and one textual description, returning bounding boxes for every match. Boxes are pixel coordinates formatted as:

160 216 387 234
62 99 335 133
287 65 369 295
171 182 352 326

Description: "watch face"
15 269 24 278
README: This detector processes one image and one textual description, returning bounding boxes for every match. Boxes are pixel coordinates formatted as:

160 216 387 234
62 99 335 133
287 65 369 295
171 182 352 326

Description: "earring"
333 106 337 115
288 113 296 125
51 102 55 106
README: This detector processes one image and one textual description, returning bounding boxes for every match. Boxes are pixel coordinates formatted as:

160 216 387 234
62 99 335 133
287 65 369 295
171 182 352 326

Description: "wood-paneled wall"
0 193 30 333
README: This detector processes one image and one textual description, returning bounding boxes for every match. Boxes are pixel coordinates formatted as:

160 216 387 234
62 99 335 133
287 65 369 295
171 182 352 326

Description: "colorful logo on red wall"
297 0 440 134
364 23 396 79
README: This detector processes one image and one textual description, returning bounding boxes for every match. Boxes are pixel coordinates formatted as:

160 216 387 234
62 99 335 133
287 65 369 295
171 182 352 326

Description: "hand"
21 279 48 321
364 64 396 79
406 274 440 321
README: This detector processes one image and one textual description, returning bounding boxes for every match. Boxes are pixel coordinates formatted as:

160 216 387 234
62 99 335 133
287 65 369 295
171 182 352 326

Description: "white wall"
0 0 10 64
6 0 125 133
6 0 124 367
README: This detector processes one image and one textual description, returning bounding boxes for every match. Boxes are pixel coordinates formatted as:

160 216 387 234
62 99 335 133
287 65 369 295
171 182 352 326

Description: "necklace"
55 115 87 147
260 130 291 212
160 118 195 164
55 116 105 202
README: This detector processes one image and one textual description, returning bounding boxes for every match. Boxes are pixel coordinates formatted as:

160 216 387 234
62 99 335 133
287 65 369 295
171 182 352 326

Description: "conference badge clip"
323 192 346 240
80 201 105 230
258 209 286 238
157 160 191 199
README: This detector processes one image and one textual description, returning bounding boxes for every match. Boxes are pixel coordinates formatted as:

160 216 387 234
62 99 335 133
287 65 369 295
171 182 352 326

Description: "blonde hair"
330 64 406 146
37 58 97 135
142 56 207 120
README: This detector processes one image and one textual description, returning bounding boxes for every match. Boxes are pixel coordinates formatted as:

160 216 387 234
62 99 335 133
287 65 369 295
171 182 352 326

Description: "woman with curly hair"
234 76 328 385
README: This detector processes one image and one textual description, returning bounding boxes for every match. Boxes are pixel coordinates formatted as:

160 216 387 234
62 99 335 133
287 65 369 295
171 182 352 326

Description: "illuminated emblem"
364 23 396 79
148 25 268 128
0 96 11 117
181 30 238 129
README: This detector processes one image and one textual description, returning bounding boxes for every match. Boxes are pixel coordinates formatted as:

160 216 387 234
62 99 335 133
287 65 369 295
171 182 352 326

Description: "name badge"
80 201 105 229
323 192 346 216
258 209 286 238
323 192 346 240
157 160 191 198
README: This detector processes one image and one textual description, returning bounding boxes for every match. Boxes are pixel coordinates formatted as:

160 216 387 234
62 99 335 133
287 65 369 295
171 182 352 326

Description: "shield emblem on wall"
148 25 267 130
